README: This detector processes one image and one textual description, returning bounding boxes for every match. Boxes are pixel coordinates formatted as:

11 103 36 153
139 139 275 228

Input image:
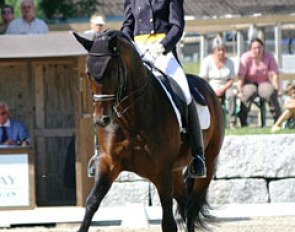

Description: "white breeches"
134 41 192 104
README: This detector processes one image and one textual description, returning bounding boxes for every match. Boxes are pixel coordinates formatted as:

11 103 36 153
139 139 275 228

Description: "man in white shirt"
0 101 30 146
5 0 48 35
84 15 105 34
83 14 105 40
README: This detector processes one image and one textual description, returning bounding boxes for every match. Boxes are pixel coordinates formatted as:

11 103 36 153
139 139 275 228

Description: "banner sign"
0 154 29 207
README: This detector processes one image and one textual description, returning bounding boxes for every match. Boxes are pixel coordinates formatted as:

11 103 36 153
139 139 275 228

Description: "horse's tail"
185 169 217 230
185 74 225 231
185 145 221 231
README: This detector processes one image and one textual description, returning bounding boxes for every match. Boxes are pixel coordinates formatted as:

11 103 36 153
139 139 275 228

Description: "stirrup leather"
87 151 99 177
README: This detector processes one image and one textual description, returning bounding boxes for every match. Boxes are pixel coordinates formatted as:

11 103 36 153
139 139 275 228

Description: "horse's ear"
106 32 117 51
72 32 93 51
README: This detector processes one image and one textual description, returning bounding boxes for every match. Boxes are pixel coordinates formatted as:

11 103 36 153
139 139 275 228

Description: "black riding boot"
187 101 206 178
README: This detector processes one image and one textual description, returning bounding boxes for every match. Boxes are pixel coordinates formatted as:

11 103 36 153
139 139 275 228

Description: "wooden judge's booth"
0 32 94 209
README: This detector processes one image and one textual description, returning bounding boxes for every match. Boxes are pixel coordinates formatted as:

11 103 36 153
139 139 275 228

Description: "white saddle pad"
196 104 210 130
153 74 211 132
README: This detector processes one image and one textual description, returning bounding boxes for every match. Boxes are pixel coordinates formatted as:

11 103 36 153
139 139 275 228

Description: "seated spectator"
0 101 30 146
0 4 14 34
199 36 237 128
271 84 295 132
5 0 48 35
237 38 281 127
83 14 105 39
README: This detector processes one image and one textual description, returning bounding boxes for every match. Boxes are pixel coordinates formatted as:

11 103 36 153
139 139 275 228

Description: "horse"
73 30 225 232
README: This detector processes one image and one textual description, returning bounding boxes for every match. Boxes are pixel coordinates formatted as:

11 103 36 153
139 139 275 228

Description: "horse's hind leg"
77 157 120 232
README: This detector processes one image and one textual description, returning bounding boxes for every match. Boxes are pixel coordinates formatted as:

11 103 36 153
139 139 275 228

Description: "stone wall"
209 134 295 204
100 134 295 207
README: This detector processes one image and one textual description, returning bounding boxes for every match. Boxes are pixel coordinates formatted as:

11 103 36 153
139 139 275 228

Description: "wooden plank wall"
0 56 95 207
74 56 95 206
0 62 33 135
0 58 84 206
33 59 77 206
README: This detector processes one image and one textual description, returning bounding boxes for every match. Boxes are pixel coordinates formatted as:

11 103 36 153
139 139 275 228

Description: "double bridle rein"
89 39 151 119
89 34 153 151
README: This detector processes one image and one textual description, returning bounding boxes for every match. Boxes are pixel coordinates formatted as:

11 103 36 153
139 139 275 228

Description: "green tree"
4 0 100 20
40 0 100 20
74 0 99 16
40 0 73 20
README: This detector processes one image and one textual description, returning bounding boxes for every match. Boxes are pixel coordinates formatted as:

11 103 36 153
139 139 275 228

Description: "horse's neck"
126 61 149 92
122 63 150 117
127 63 168 117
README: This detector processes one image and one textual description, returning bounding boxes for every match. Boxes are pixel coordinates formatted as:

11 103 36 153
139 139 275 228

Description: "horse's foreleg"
77 176 110 232
155 174 178 232
77 157 120 232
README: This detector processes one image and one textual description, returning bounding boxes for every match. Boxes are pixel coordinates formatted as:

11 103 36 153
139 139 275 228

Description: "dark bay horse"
74 30 224 232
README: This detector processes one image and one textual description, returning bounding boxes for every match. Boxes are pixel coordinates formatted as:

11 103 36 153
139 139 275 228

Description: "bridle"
89 36 151 119
89 33 154 152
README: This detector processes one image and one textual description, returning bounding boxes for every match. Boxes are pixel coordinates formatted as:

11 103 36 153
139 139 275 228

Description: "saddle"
143 62 209 131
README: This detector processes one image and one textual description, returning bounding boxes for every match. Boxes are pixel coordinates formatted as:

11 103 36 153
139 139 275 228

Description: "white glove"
147 42 165 62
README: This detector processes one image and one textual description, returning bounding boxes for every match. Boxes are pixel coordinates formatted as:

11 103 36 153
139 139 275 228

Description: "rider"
121 0 206 178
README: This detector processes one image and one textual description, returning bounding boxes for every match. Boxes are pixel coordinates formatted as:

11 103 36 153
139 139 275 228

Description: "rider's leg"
186 100 206 178
156 53 206 178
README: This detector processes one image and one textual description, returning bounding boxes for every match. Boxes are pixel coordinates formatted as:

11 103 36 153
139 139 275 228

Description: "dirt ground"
0 216 295 232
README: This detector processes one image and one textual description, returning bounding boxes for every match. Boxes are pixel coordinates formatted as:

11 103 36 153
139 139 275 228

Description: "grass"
225 127 295 136
183 62 200 75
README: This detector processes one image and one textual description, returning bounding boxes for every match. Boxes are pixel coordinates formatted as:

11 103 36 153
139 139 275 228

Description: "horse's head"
74 30 127 86
74 30 143 126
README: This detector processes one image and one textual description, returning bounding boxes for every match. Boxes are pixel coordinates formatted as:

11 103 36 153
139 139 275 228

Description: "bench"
222 96 266 128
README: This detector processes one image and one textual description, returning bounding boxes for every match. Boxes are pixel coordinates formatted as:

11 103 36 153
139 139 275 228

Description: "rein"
113 71 151 117
90 46 151 118
90 43 151 149
89 33 155 157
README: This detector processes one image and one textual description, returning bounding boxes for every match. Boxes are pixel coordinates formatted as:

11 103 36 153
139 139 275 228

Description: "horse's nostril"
95 116 111 127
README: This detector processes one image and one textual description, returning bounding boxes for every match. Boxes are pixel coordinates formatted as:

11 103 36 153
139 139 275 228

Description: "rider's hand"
147 42 165 62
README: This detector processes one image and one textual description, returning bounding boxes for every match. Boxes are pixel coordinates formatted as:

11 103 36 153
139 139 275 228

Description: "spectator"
237 38 281 127
199 36 237 128
0 4 14 34
6 0 48 35
84 14 105 37
0 101 30 146
271 84 295 132
121 0 205 178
